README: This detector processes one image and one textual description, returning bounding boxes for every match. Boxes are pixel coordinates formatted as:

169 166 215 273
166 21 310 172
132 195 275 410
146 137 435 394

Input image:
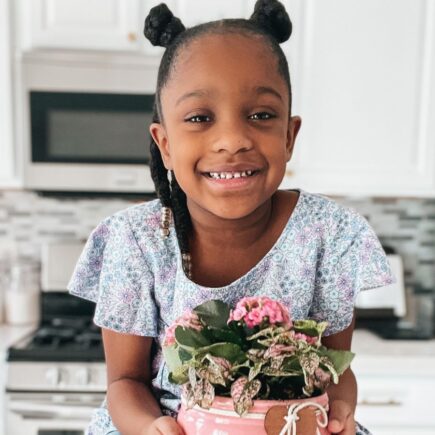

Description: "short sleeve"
309 208 395 336
67 213 158 337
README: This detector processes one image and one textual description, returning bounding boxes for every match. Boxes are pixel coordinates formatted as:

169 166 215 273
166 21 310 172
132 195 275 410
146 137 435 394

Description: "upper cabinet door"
19 0 141 51
282 0 435 196
0 0 17 187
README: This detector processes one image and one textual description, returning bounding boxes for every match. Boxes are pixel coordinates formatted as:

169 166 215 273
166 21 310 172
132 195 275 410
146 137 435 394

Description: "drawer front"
355 375 435 428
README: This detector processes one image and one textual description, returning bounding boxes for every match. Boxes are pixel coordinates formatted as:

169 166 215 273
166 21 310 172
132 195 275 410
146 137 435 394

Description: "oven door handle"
9 401 96 420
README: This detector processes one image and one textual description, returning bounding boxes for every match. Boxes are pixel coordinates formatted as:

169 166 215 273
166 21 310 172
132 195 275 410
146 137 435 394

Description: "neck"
187 195 275 250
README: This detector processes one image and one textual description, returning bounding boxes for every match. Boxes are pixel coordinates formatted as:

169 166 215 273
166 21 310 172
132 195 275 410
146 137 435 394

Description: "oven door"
6 391 106 435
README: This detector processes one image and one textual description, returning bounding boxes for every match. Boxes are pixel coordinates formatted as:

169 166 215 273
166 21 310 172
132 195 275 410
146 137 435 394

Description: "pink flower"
231 306 248 321
163 310 203 346
228 297 292 329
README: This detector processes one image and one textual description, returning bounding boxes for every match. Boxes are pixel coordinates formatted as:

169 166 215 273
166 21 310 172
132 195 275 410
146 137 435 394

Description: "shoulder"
297 189 369 239
91 199 166 256
102 199 161 236
104 198 161 227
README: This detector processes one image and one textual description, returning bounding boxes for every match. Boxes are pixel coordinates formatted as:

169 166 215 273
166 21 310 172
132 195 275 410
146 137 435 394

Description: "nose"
211 117 254 155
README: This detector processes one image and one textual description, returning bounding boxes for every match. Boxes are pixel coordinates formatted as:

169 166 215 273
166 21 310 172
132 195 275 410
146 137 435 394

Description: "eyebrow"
253 86 283 102
174 85 283 107
175 89 212 107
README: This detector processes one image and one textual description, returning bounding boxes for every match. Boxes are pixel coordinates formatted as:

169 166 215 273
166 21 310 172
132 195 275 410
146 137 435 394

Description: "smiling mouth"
203 170 260 180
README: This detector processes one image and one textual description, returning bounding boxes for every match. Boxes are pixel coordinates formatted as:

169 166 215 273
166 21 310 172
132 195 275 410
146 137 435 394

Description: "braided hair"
144 0 293 278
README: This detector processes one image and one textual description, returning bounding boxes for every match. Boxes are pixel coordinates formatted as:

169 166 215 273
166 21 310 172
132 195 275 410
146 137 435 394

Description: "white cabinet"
16 0 255 54
18 0 142 52
352 355 435 434
282 0 435 197
0 0 17 187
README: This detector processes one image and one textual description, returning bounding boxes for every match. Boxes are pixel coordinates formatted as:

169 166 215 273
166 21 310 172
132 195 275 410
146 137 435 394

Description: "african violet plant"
163 297 354 417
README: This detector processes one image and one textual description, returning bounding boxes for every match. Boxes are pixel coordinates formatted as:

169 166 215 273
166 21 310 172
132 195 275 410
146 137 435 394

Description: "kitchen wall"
1 188 434 294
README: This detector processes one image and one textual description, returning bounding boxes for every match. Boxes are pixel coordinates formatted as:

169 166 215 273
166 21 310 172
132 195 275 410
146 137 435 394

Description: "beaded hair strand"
144 0 293 279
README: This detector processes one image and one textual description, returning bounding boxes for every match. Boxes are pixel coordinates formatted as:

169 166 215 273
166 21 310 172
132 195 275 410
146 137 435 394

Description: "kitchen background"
1 0 435 434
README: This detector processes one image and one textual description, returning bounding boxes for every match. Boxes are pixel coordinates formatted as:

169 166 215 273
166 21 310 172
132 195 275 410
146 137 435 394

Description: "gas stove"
5 292 107 435
7 316 104 362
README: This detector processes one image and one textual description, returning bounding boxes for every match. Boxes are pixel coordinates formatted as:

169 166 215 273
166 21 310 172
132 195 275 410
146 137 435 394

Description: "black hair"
144 0 293 278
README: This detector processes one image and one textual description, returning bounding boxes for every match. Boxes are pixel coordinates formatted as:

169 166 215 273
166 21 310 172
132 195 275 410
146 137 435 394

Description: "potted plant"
163 297 354 435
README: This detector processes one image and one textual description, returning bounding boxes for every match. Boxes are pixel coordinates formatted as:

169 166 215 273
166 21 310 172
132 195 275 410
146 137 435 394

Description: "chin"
208 202 262 220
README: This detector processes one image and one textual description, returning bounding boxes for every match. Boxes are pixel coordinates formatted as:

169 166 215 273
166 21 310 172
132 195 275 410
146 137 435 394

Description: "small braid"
170 174 192 255
149 108 192 276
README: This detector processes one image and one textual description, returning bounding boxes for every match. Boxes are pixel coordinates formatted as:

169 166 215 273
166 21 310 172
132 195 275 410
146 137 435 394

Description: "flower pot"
177 393 331 435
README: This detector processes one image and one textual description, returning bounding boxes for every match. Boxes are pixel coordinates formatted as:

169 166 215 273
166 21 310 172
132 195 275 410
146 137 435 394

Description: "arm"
321 312 357 435
102 328 184 435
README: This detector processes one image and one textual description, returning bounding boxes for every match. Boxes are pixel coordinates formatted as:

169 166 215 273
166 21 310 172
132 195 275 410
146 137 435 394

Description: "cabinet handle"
358 399 402 407
127 32 137 42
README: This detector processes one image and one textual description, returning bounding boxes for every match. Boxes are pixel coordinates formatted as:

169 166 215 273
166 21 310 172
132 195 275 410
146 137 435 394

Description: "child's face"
151 33 301 220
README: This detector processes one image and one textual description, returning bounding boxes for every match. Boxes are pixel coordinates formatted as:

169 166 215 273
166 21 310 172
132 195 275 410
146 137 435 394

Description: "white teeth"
207 171 256 179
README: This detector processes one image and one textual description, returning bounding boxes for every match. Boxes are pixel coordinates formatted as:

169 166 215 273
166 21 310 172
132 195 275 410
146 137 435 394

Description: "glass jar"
5 258 41 325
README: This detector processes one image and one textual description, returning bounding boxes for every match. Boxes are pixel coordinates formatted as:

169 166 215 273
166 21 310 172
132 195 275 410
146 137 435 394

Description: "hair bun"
250 0 292 43
144 3 185 48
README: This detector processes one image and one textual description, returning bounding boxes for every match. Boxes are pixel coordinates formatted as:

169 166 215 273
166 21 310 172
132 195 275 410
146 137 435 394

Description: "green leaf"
319 348 354 375
319 356 338 384
195 342 245 364
206 327 243 346
262 367 301 377
168 365 189 384
300 352 320 376
231 377 262 416
179 347 193 362
293 320 327 337
194 378 215 409
248 362 263 381
163 344 183 373
193 300 231 329
175 326 210 350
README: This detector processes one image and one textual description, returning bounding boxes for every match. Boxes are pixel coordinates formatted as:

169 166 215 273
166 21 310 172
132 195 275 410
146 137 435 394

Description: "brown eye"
249 112 275 120
185 115 212 123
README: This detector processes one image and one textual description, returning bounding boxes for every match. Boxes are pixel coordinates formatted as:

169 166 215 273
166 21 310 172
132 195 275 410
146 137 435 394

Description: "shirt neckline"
177 188 305 291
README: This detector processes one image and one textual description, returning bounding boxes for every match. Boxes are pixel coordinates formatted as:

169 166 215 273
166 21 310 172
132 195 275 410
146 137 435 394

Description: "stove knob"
45 368 60 386
75 367 90 385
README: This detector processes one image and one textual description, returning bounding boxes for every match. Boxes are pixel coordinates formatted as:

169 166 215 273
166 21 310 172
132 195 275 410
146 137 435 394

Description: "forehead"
162 32 288 104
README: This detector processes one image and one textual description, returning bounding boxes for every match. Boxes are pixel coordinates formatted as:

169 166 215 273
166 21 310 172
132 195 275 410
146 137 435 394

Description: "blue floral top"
67 188 395 434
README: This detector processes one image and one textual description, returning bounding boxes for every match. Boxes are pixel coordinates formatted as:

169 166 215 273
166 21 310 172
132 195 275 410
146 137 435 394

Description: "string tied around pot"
278 401 328 435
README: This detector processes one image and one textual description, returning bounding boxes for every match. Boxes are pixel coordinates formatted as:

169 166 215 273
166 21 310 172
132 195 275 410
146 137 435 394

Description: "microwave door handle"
9 401 95 420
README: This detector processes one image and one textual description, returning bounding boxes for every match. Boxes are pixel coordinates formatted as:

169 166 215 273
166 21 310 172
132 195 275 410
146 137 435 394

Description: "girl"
68 1 395 434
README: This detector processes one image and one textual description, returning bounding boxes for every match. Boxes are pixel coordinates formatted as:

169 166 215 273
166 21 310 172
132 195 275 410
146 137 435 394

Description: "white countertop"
352 328 435 357
0 323 37 355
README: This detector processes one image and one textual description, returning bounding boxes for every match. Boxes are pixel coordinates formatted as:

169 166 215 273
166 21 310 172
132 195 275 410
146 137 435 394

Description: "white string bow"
278 401 328 435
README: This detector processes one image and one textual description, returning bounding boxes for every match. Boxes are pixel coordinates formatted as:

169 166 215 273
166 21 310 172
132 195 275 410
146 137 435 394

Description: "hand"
141 416 185 435
327 400 356 435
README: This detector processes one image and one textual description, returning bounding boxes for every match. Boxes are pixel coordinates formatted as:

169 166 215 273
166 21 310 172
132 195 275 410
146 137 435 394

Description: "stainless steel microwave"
20 52 158 193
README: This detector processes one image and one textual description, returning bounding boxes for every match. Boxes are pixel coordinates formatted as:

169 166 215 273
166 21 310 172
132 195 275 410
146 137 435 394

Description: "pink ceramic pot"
177 393 330 435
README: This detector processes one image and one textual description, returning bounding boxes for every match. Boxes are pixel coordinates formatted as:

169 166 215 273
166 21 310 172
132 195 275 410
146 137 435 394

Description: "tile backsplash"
1 189 434 293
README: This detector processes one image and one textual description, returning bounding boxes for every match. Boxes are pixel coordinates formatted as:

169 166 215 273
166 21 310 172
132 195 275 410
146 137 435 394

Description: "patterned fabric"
68 189 393 435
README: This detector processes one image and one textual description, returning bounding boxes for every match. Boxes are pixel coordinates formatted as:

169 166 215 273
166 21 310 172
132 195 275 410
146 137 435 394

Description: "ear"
149 122 173 170
285 116 301 161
